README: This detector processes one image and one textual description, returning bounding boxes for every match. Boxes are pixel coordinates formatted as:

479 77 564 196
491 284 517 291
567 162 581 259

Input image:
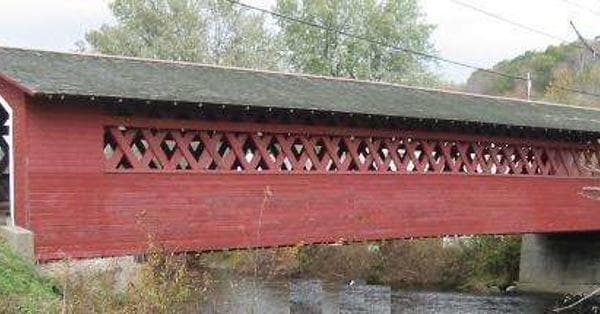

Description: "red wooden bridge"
0 47 598 261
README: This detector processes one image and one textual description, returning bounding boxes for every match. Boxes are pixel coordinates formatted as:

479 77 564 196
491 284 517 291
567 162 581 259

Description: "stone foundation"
40 256 141 291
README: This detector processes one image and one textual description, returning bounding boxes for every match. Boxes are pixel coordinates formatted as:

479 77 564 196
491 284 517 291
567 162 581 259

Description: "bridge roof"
1 46 600 134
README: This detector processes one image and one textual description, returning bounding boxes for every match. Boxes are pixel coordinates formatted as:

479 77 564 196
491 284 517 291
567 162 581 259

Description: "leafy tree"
85 0 280 69
86 0 440 86
275 0 438 86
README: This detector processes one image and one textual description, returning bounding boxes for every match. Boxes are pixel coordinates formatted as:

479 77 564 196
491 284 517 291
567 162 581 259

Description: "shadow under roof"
0 46 599 134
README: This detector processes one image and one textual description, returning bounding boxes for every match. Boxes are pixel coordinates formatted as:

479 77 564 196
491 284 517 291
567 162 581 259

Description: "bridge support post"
519 233 600 294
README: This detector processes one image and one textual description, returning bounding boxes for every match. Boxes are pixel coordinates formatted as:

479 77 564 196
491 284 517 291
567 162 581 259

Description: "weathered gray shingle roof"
1 46 599 134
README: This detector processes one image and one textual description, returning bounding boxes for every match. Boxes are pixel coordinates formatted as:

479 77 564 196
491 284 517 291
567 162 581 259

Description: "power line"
570 20 599 57
227 0 600 100
450 0 577 44
560 0 600 17
228 0 525 81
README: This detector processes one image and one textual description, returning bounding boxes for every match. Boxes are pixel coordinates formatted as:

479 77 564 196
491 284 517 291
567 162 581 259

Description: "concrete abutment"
519 233 600 294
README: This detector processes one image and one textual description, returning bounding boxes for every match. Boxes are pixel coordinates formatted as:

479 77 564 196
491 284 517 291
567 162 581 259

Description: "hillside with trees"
466 39 600 108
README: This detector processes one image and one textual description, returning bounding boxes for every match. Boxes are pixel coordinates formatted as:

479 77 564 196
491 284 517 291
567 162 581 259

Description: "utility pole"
570 20 598 64
526 72 532 100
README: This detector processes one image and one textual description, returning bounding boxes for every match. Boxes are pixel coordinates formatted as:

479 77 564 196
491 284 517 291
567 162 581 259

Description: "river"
198 276 557 313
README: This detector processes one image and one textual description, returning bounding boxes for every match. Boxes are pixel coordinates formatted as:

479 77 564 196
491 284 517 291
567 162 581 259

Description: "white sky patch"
0 0 598 83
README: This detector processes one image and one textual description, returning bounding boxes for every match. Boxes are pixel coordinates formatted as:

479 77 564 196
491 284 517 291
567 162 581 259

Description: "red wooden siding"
15 99 600 261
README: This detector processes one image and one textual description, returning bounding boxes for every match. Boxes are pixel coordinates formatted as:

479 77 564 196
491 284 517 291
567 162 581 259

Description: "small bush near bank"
459 235 521 291
296 239 467 288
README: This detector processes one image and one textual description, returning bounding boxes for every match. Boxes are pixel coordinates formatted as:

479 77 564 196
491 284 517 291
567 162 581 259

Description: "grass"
0 239 60 313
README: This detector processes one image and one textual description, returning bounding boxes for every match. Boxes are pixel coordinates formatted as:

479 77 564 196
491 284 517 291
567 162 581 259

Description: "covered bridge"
0 47 599 262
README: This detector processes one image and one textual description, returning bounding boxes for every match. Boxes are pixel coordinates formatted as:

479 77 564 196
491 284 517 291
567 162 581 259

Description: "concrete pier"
519 233 600 294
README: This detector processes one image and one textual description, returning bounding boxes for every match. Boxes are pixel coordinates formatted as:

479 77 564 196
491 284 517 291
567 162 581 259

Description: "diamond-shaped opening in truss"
494 149 510 175
160 132 178 160
103 129 118 160
266 136 282 161
430 143 441 162
325 158 337 171
291 137 305 159
503 147 521 175
175 157 191 170
464 143 477 164
147 157 162 170
449 143 461 160
347 157 360 171
411 142 427 172
232 158 243 171
336 138 350 166
481 146 492 163
208 159 219 170
188 134 205 162
477 145 493 174
422 145 438 173
304 158 316 171
378 142 395 171
406 159 417 172
396 144 408 166
537 148 550 169
116 155 133 170
130 130 148 160
377 141 389 160
314 137 328 161
281 157 293 171
357 140 370 165
242 135 257 163
255 158 269 171
217 137 233 158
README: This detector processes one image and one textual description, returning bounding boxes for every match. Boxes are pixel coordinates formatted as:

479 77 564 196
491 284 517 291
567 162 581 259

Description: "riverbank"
3 237 598 313
196 236 521 293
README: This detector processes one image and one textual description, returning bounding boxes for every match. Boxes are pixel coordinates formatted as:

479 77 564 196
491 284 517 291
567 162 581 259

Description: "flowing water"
199 276 557 313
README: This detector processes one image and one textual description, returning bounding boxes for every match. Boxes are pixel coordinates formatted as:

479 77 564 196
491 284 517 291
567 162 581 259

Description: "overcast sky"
0 0 598 83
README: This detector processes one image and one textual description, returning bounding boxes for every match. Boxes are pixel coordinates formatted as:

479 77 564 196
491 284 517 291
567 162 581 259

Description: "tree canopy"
275 0 437 85
85 0 280 69
85 0 438 86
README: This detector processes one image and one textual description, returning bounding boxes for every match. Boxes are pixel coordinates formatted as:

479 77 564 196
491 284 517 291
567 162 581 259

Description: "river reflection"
200 276 556 313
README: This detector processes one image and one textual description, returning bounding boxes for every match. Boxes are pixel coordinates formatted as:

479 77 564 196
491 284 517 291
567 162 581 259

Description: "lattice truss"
104 126 600 177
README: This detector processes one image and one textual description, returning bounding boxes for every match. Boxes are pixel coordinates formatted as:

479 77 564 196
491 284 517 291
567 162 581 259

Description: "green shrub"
458 235 521 290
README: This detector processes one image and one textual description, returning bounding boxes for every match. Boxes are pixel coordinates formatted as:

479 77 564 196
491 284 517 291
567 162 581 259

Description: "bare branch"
570 20 599 58
552 287 600 312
